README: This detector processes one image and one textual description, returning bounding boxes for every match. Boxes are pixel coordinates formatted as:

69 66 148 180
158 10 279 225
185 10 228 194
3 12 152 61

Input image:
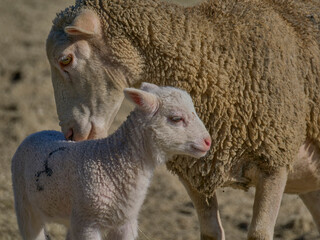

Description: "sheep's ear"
64 9 101 36
124 88 159 113
140 82 159 92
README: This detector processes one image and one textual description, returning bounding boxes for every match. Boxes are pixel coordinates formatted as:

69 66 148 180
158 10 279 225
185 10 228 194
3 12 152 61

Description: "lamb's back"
12 131 77 221
13 130 143 225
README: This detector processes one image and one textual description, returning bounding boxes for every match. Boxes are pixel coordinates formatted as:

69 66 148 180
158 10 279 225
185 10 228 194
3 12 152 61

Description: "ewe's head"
124 83 211 159
46 8 143 141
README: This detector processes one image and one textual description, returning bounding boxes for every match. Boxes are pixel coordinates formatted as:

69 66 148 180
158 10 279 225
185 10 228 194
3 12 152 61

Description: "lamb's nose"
204 136 211 148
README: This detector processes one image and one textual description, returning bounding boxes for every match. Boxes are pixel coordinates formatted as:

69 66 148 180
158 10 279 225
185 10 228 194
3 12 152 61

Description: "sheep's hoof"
201 233 218 240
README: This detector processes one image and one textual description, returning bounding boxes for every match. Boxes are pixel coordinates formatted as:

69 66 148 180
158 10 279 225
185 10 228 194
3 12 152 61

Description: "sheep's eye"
170 116 183 123
59 55 73 67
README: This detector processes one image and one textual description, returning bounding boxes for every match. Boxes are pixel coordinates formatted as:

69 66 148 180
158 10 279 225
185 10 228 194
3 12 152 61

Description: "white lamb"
11 82 211 240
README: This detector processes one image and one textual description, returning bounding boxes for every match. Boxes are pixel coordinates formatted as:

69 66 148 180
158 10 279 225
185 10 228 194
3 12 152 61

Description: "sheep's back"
166 0 320 195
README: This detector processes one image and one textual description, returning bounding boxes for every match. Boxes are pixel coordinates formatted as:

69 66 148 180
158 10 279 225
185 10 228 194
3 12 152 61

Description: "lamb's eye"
59 55 73 67
170 116 183 123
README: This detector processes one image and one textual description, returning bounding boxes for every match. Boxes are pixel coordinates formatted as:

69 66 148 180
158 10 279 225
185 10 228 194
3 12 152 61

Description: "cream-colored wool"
48 0 320 196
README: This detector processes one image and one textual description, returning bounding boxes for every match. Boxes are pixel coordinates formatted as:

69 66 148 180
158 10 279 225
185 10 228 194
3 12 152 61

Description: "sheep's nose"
204 136 211 148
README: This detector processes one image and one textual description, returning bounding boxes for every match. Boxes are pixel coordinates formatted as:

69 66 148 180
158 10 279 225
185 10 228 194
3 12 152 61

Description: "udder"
285 140 320 194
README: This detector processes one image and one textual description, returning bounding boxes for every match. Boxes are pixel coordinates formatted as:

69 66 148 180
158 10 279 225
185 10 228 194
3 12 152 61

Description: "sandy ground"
0 0 319 239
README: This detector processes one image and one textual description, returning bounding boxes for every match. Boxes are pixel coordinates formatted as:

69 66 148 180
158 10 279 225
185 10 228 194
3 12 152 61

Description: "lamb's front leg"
69 226 101 240
106 220 138 240
248 167 288 240
179 176 225 240
69 213 102 240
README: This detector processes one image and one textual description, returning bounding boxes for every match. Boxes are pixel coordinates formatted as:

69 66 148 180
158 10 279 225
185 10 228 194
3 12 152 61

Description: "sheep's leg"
106 219 138 240
179 176 225 240
299 190 320 233
248 167 287 240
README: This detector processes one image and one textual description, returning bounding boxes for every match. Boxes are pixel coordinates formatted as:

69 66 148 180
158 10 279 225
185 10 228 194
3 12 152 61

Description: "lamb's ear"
64 9 101 36
140 82 159 92
124 88 159 113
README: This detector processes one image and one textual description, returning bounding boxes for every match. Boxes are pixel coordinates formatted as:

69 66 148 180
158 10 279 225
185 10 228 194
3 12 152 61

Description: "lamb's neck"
101 111 166 173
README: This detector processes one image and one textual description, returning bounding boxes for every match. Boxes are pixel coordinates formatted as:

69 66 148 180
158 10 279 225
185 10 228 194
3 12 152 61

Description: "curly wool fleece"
51 0 320 195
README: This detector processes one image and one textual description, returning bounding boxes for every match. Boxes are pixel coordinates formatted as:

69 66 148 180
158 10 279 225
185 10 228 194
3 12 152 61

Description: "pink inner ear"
130 92 143 106
67 29 80 34
68 29 79 33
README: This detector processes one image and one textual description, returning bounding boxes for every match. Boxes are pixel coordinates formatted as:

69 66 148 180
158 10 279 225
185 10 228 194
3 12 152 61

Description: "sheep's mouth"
64 122 97 141
66 128 74 141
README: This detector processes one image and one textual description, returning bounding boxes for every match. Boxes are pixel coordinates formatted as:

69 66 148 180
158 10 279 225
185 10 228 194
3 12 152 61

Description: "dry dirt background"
0 0 319 239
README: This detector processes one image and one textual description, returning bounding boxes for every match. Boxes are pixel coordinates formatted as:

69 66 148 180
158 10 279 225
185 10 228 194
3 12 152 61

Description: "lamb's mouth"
191 145 208 156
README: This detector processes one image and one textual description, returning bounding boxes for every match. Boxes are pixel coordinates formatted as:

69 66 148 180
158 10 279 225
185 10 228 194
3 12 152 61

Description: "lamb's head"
46 8 144 141
124 83 211 160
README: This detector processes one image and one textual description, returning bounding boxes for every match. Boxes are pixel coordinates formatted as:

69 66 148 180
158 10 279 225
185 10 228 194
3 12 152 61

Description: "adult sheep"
46 0 320 239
